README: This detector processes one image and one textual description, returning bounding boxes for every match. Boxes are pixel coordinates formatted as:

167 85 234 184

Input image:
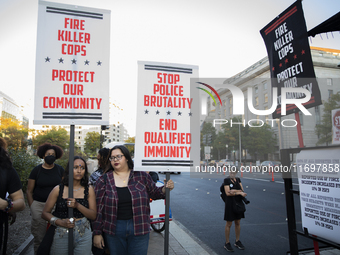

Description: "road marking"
243 177 299 186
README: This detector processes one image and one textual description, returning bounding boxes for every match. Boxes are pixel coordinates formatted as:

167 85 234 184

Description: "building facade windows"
328 89 333 98
263 82 267 90
327 78 332 86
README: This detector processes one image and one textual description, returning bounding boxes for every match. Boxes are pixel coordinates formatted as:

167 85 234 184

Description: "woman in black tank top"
41 156 97 255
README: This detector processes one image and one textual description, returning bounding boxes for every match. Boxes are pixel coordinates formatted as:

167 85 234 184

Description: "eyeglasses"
109 155 124 161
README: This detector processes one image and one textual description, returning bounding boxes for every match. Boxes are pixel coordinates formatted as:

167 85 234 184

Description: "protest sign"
134 61 199 172
34 1 110 125
296 148 340 244
260 0 322 119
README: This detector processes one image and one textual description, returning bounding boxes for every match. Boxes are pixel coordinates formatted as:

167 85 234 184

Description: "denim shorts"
51 217 92 255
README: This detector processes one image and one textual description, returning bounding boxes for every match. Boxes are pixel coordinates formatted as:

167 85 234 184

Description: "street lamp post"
226 144 228 159
239 123 242 164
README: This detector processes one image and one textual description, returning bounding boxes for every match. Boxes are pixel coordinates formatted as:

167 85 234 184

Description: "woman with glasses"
41 156 97 255
92 145 174 255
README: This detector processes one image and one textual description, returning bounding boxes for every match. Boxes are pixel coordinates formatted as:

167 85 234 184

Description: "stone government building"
204 47 340 161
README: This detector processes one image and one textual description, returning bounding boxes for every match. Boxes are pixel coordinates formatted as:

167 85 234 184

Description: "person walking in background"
89 148 110 187
0 138 25 254
92 145 175 255
223 168 247 252
26 143 64 254
42 156 96 255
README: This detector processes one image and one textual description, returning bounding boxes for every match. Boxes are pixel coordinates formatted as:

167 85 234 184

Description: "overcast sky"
0 0 339 136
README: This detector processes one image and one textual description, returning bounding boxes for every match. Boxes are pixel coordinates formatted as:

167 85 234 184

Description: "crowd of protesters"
1 143 174 255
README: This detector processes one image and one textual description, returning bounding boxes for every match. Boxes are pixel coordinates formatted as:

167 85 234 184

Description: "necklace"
73 187 82 192
114 171 130 183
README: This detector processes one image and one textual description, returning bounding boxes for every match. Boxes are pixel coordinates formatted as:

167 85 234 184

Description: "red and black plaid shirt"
92 170 165 236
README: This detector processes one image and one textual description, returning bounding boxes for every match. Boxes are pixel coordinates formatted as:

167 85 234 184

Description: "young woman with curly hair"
26 143 64 254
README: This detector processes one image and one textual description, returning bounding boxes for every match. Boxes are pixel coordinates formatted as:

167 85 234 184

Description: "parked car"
261 161 281 167
209 160 217 166
200 161 208 167
218 159 234 167
158 171 181 174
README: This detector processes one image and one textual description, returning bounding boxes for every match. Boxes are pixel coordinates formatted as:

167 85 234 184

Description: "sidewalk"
14 219 215 255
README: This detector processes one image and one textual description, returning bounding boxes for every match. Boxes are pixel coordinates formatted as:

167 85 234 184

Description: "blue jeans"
51 217 92 255
105 219 150 255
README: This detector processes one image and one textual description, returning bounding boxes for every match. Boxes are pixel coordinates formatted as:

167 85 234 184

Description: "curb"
13 234 34 255
170 219 219 255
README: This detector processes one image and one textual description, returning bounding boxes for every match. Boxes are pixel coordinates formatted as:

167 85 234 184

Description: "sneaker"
234 240 245 250
224 242 234 252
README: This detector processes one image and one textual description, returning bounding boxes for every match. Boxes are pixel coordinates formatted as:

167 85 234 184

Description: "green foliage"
200 122 217 159
0 118 28 148
7 147 41 192
243 123 277 160
124 137 135 156
59 150 89 170
315 93 340 145
84 131 100 157
32 127 69 150
201 117 277 161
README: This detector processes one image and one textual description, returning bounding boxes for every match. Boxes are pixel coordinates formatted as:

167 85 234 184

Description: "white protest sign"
332 108 340 144
134 61 200 172
296 147 340 244
34 1 110 125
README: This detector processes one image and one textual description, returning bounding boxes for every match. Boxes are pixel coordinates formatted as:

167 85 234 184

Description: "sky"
0 0 339 136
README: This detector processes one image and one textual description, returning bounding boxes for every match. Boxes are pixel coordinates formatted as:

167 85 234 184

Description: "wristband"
50 216 60 226
4 198 13 213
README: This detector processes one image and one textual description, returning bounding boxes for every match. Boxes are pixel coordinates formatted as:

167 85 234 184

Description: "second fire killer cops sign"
134 62 200 172
260 0 321 119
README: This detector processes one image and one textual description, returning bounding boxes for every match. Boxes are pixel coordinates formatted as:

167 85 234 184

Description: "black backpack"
220 181 227 202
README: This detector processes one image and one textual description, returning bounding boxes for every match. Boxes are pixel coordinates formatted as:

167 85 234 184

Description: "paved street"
159 171 315 255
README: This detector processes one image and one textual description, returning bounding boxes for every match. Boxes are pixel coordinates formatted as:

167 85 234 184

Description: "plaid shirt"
92 170 165 236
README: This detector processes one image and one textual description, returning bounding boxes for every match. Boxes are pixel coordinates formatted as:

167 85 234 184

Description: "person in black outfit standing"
26 143 64 254
0 138 25 255
223 168 247 252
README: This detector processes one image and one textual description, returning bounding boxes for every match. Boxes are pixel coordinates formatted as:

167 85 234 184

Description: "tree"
243 123 277 161
124 137 135 144
8 148 41 192
32 126 69 150
200 122 217 159
217 117 248 162
124 137 135 156
315 93 340 145
0 117 28 148
84 131 101 156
